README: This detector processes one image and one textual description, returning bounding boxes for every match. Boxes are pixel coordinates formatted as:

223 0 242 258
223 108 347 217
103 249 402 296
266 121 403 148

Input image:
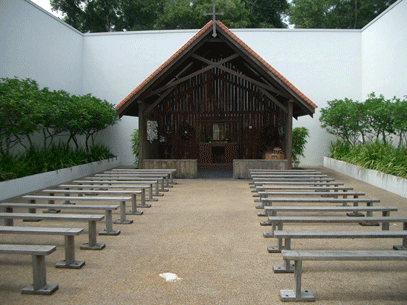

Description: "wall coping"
0 157 120 201
323 156 407 199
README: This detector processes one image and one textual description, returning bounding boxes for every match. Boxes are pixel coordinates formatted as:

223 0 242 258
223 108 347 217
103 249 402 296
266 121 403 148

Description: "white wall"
0 0 83 93
361 0 407 99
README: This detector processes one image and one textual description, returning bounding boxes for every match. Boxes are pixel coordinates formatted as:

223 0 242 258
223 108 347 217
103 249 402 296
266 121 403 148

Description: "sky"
31 0 64 18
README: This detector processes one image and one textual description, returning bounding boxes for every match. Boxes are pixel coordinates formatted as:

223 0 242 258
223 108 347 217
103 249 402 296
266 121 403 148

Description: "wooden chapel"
115 18 317 177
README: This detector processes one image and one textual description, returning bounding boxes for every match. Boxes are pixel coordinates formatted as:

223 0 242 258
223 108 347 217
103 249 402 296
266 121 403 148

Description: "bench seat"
264 216 407 238
79 179 163 196
280 250 407 302
0 212 105 250
88 176 168 192
0 226 84 269
0 244 58 295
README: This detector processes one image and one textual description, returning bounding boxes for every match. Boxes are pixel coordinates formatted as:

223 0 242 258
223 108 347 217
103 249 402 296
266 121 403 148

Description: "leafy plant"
292 127 309 168
130 129 139 167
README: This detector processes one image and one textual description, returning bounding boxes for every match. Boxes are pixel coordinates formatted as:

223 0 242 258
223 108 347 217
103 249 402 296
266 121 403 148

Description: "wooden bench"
23 195 133 227
279 250 407 302
59 184 152 207
0 244 58 295
0 212 106 250
110 168 177 184
72 180 158 201
94 174 170 191
82 178 164 196
42 189 145 214
0 226 85 269
264 216 407 238
2 202 121 236
271 230 407 263
260 206 397 222
256 197 381 213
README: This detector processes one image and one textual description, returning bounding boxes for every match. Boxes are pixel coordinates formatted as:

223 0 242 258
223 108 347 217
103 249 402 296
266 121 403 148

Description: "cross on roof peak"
203 3 224 37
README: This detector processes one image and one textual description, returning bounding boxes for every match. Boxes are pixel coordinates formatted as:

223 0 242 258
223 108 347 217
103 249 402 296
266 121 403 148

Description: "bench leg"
23 200 41 222
394 222 407 250
5 207 14 226
155 182 164 196
81 221 106 250
21 254 58 295
146 186 158 202
160 179 169 192
346 201 365 217
137 189 151 208
280 260 315 302
56 236 85 269
264 222 282 238
127 194 144 215
43 194 61 213
100 210 121 235
114 201 134 224
269 237 291 253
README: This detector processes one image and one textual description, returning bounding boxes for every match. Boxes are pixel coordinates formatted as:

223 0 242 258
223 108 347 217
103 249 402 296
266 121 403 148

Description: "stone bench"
251 174 328 179
0 244 58 295
94 173 171 190
271 229 407 258
260 205 397 221
0 226 85 269
2 202 121 236
23 195 133 227
264 216 407 238
108 169 177 184
255 191 365 203
82 178 164 196
253 186 353 194
0 212 106 250
72 180 158 201
279 250 407 302
58 184 152 207
42 189 145 213
251 181 345 189
256 197 381 213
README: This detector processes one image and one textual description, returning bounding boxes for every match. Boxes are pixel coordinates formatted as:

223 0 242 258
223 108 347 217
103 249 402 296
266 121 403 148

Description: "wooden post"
138 101 147 169
286 100 293 169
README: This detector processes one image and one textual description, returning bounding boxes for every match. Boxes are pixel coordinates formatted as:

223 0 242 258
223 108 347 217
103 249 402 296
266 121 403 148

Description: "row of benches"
0 168 177 295
249 168 407 302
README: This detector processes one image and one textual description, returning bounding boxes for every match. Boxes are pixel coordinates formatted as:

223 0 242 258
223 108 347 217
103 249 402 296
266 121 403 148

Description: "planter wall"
142 159 198 179
0 157 120 201
324 156 407 199
233 159 288 179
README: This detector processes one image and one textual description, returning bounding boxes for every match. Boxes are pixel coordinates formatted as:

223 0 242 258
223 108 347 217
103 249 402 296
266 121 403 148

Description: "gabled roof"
115 20 317 118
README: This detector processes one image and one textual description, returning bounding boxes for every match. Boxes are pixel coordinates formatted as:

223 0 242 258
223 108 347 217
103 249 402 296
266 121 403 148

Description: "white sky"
31 0 64 18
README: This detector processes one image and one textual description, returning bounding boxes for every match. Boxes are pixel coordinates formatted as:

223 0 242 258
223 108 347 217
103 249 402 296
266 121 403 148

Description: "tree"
288 0 397 29
243 0 289 28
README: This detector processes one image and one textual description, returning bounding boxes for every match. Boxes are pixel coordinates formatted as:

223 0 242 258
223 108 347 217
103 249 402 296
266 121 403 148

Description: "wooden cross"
203 3 224 37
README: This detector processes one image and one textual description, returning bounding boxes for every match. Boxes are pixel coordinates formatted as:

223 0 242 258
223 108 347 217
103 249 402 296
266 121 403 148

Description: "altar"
198 142 239 169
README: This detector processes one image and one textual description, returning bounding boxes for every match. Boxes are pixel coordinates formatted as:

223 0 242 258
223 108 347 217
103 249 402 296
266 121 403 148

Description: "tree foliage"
51 0 289 32
0 77 119 156
319 93 407 147
288 0 397 29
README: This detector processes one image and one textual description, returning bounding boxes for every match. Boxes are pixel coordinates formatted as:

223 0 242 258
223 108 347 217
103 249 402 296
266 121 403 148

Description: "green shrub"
130 129 139 167
292 127 309 168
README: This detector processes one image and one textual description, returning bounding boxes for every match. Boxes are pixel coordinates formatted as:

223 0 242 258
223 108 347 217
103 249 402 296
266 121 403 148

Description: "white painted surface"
324 157 407 199
0 158 120 201
159 273 183 283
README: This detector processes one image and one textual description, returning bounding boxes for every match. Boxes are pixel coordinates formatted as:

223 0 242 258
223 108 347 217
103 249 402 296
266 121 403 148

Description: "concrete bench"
42 189 145 214
271 230 407 263
108 169 177 184
0 244 58 295
0 212 106 250
94 173 170 190
255 191 365 204
260 205 397 220
2 202 121 236
72 180 158 201
279 250 407 302
251 181 345 189
58 184 152 208
264 216 407 238
256 197 381 213
0 226 85 269
82 178 164 196
253 186 353 194
251 174 328 179
23 195 133 227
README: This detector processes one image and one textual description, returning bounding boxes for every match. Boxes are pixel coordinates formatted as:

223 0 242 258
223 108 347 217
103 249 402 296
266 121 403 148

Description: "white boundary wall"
1 0 406 166
324 157 407 199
